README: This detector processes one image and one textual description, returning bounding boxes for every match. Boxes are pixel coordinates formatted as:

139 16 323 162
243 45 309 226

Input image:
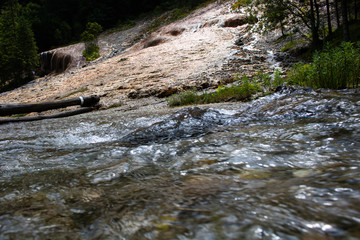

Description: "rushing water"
1 88 360 239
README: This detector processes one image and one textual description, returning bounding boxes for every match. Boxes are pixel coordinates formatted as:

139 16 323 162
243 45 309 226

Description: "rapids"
1 89 360 239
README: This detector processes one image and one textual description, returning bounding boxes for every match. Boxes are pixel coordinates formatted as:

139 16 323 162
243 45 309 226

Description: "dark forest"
1 0 208 52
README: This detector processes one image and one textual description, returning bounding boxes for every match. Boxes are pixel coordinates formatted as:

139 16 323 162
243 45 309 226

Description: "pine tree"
16 16 39 77
325 0 332 36
0 0 38 91
341 0 350 41
0 0 19 84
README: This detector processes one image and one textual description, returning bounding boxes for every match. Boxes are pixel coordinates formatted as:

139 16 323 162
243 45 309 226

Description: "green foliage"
259 0 288 29
61 87 88 99
81 22 102 61
245 13 258 24
281 40 297 52
253 71 271 87
288 42 360 89
209 75 260 102
146 7 191 32
86 22 102 35
257 0 323 47
80 31 95 43
166 75 261 107
118 57 128 62
166 89 199 107
287 63 314 86
166 70 288 107
10 113 28 118
253 70 284 90
232 0 252 10
0 0 38 92
273 69 284 87
81 22 102 42
83 43 100 61
146 0 214 32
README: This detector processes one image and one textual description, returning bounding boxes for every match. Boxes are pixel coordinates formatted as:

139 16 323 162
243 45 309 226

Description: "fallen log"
0 107 97 124
0 95 100 117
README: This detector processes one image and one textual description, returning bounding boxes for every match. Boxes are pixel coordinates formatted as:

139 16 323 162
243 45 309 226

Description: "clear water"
1 88 360 239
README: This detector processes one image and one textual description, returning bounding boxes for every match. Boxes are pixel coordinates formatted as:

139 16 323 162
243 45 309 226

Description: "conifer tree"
0 0 38 90
16 15 39 76
341 0 350 41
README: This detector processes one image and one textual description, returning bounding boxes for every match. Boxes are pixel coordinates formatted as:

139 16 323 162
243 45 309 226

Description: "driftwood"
0 95 100 117
0 107 96 124
0 95 100 124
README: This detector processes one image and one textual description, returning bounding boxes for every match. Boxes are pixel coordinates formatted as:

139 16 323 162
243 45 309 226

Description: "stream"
1 88 360 239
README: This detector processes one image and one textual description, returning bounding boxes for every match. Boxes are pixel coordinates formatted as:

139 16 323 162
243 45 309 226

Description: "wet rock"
293 169 319 178
120 107 224 146
143 37 166 49
39 51 73 76
275 85 295 93
223 17 246 28
252 54 267 62
128 86 178 99
157 86 178 98
128 89 150 99
166 28 185 36
234 38 244 46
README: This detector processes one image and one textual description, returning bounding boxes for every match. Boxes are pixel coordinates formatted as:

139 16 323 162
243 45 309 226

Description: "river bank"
0 0 290 115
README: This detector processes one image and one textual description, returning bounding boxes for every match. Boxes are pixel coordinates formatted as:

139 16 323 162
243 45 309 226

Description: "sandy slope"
0 1 283 111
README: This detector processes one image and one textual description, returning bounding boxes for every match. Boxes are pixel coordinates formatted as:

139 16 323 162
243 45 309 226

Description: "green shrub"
166 75 261 107
253 71 271 87
81 22 102 61
288 42 360 89
232 0 252 9
273 69 285 87
245 13 258 24
82 43 100 61
281 40 297 52
252 70 284 90
166 89 199 107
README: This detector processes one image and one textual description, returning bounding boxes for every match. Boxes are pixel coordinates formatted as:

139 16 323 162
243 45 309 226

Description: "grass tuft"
61 88 88 99
166 75 262 107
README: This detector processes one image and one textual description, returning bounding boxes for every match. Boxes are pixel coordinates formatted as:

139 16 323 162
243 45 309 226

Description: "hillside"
0 1 287 111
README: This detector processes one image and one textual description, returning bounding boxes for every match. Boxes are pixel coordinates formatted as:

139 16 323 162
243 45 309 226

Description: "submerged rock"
120 107 224 145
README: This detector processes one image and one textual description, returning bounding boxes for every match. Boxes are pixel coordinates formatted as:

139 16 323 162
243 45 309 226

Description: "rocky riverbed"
0 0 291 111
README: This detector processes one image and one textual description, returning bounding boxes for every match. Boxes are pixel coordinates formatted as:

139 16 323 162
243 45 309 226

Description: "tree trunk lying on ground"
0 95 100 116
0 95 100 124
0 107 97 124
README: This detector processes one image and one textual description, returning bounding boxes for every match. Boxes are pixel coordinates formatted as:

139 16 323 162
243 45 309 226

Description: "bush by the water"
166 75 261 107
288 42 360 89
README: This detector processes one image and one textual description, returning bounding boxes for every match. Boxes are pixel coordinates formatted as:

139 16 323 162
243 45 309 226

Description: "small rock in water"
275 85 295 94
293 169 316 178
